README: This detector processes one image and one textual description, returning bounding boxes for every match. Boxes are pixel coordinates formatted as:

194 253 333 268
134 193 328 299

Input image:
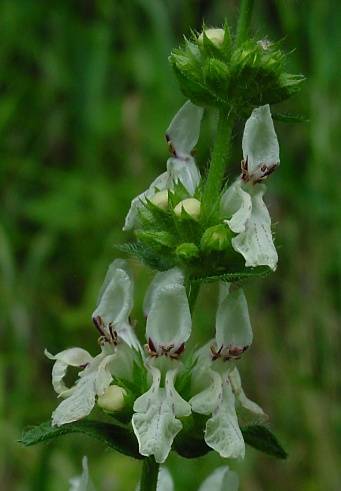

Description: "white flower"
92 259 140 350
46 260 141 426
221 104 279 270
241 104 280 183
132 270 191 463
145 282 191 358
189 283 265 459
215 283 253 359
156 467 174 491
198 466 239 491
123 101 203 231
69 457 96 491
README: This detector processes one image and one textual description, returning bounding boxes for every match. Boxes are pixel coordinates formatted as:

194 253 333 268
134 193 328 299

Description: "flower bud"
150 190 169 210
174 198 201 220
203 58 230 91
198 28 225 48
176 242 200 261
97 385 127 412
200 224 231 252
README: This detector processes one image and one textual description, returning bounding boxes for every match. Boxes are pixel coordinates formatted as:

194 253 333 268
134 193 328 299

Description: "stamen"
93 315 106 337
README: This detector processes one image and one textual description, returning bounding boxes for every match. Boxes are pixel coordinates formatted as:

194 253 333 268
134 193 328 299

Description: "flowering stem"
140 457 159 491
202 110 234 217
235 0 255 46
188 281 200 314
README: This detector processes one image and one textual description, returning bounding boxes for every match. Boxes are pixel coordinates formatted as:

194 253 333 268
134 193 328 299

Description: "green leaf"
174 414 211 458
174 423 287 460
19 420 142 460
191 266 271 284
115 242 176 271
272 112 309 124
241 425 288 459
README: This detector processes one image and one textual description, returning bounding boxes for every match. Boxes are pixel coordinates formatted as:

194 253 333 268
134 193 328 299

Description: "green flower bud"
200 224 231 252
97 385 127 412
170 31 304 112
150 190 169 210
174 198 201 221
198 28 225 47
176 242 200 261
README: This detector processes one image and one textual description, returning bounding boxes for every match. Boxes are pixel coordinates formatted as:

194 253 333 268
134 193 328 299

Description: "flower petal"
204 380 245 459
146 284 191 352
166 101 203 158
198 466 239 491
132 366 184 463
157 467 174 491
229 367 267 425
166 157 201 196
231 184 278 270
189 368 222 415
215 284 253 353
123 172 169 231
93 259 133 326
165 368 191 417
92 260 140 350
45 348 93 395
136 467 174 491
221 180 252 234
52 353 113 426
143 267 185 316
242 105 279 180
69 457 96 491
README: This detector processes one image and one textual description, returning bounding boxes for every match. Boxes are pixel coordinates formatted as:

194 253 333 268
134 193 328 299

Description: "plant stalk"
235 0 255 46
202 110 234 217
140 457 159 491
188 281 200 314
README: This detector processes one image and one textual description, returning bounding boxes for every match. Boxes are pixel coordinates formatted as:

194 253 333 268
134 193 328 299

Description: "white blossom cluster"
46 100 280 465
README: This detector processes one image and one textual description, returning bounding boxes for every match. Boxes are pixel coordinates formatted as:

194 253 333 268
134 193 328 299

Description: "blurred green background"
0 0 340 490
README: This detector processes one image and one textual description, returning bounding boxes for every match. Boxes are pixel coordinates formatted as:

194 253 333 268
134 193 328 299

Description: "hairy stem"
202 110 234 217
188 281 200 314
235 0 255 46
140 457 159 491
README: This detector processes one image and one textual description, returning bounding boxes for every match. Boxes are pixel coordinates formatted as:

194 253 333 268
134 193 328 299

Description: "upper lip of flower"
123 101 203 231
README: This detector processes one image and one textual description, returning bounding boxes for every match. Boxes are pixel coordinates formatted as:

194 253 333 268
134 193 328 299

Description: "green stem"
188 281 200 314
235 0 255 46
202 110 234 216
140 457 159 491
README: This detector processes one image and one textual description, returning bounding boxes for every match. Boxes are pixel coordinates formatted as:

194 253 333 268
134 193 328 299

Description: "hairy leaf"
20 420 142 459
191 266 271 283
241 425 288 459
272 112 309 124
174 423 287 459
